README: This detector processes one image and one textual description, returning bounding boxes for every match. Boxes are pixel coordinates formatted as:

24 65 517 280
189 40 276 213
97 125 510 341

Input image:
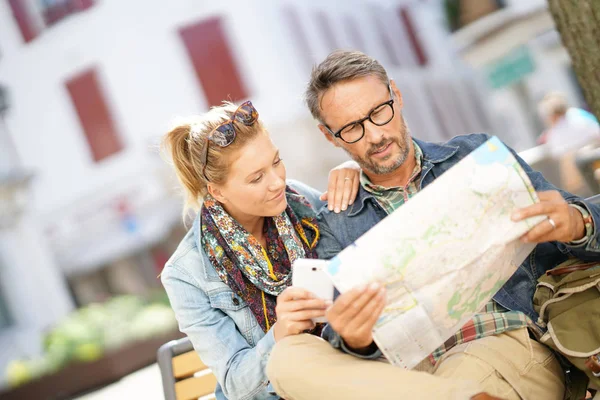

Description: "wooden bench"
158 337 217 400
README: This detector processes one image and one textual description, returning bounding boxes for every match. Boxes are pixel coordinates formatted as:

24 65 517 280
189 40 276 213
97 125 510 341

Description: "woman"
160 101 359 400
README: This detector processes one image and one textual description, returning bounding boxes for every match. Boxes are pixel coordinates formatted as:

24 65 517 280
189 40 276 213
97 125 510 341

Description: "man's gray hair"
305 50 390 123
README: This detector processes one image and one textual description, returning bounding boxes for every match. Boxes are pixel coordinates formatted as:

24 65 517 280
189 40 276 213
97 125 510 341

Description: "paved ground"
74 363 216 400
75 363 164 400
69 361 600 400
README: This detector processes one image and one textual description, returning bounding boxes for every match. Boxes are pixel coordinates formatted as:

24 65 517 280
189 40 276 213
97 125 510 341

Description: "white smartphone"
292 258 335 323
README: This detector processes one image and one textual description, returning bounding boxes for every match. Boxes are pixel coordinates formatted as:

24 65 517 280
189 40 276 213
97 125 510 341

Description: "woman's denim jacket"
318 133 600 358
161 180 324 400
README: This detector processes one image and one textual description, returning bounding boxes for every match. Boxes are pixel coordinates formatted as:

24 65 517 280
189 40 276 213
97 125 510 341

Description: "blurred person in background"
537 92 600 195
537 91 600 152
160 101 360 400
267 50 600 400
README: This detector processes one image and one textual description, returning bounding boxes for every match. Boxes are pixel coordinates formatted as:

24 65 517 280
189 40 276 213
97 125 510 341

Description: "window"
7 0 40 43
7 0 95 43
40 0 95 27
179 17 248 107
66 68 123 162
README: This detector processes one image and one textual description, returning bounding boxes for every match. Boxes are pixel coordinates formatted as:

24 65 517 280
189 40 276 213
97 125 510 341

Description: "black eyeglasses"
324 85 395 144
200 101 258 180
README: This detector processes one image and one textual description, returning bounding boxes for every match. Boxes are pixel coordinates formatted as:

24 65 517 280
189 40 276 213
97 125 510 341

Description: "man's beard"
348 119 411 175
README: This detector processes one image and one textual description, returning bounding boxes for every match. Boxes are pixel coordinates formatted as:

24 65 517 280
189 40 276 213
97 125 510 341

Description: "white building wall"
0 1 498 365
0 0 493 230
449 1 592 152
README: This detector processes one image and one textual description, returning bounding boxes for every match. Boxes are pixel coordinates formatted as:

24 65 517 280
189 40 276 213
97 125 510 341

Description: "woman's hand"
273 287 329 342
320 160 361 213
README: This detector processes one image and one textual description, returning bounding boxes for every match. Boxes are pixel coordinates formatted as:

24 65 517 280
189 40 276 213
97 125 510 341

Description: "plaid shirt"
427 301 535 364
360 141 424 214
361 141 533 364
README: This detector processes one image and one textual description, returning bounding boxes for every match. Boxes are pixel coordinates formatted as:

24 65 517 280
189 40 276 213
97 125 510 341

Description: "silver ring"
344 177 351 181
547 217 557 230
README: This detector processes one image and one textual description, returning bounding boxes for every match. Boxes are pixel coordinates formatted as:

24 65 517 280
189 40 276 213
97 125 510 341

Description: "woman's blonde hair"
161 102 265 218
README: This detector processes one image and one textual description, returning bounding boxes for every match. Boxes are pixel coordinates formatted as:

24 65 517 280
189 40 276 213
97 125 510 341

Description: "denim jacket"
161 180 324 400
317 133 600 357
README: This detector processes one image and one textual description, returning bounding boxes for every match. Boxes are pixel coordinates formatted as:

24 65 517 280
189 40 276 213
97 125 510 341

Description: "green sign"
486 46 535 89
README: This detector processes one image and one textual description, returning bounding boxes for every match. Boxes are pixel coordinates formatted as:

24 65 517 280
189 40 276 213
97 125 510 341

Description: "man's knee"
267 334 326 386
435 330 564 400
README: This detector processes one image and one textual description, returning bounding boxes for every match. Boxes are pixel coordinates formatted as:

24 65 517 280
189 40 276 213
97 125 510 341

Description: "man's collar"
413 138 459 163
413 139 458 164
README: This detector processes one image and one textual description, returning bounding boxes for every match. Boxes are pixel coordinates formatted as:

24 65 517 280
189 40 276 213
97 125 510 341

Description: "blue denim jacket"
161 180 324 400
317 133 600 357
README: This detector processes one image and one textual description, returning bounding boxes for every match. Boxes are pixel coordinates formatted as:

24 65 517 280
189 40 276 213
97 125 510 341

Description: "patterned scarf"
201 186 319 332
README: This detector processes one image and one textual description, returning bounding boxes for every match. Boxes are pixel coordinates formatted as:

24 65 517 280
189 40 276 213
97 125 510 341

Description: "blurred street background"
0 0 598 398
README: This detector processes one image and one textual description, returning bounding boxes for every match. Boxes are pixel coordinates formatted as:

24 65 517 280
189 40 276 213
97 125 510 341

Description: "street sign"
486 46 535 89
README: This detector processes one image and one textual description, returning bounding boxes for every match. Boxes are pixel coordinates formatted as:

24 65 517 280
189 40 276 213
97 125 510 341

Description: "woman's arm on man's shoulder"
288 160 361 213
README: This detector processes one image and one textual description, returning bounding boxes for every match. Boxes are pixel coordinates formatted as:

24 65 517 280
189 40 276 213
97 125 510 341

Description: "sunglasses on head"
200 101 259 180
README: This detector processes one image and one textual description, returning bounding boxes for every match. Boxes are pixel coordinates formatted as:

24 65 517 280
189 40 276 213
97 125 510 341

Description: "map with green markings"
325 137 544 369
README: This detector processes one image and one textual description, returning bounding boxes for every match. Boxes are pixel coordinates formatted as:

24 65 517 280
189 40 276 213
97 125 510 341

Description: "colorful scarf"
201 186 320 332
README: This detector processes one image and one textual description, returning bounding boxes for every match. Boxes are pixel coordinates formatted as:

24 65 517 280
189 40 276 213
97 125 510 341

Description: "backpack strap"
564 366 590 400
547 262 599 276
554 352 589 400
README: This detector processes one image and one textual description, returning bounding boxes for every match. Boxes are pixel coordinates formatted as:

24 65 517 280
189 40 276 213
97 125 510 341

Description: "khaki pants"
267 328 565 400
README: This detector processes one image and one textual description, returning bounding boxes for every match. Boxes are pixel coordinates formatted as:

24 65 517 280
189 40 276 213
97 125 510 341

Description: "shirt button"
232 297 240 306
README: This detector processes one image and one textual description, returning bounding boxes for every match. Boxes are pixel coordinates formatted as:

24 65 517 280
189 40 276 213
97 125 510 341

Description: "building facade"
0 0 498 381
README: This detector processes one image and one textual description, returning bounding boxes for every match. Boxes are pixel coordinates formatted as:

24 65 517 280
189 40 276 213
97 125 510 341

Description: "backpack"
533 258 600 399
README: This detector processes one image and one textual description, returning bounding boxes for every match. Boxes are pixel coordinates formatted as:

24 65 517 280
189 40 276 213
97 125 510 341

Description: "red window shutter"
74 0 95 11
43 3 70 26
66 68 123 162
8 0 39 43
42 0 96 27
179 17 248 107
399 7 428 66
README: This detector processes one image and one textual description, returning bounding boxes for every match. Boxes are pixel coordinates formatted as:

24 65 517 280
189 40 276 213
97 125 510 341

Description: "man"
537 91 600 194
537 91 600 156
267 51 600 399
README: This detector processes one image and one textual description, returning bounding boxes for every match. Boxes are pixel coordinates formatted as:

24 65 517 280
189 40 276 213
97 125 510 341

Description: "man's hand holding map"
324 136 546 369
